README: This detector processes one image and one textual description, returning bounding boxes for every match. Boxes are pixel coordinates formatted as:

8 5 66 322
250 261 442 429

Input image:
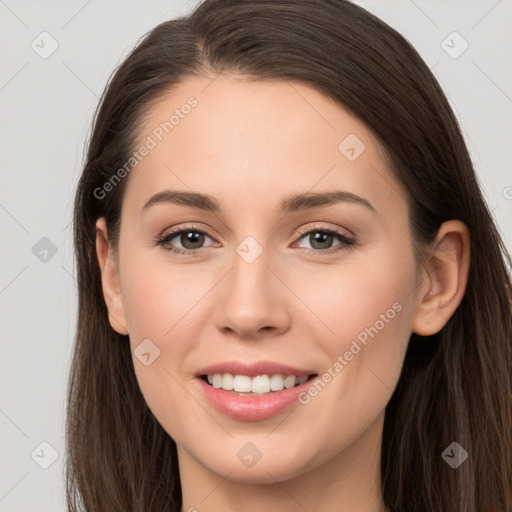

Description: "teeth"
205 373 311 393
284 375 296 389
233 375 252 392
270 374 284 391
212 374 222 388
221 373 234 391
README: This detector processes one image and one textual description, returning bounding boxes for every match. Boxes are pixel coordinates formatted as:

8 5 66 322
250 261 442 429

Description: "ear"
95 217 129 335
412 220 470 336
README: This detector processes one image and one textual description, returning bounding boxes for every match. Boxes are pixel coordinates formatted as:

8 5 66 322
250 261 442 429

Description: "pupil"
182 231 204 249
311 232 332 249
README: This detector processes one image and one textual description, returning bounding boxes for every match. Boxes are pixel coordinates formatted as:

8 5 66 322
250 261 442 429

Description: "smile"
195 366 319 421
202 373 314 395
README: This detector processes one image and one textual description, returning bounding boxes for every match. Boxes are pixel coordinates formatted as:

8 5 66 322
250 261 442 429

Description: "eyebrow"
140 189 376 215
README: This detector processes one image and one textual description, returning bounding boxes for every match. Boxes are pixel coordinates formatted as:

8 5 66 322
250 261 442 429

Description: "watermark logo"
441 31 469 60
31 441 59 469
236 236 264 263
32 237 58 263
134 338 161 366
31 31 59 59
237 442 263 468
441 442 468 468
338 134 366 161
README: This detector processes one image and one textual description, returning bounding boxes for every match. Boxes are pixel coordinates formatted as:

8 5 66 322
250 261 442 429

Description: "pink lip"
196 377 319 421
196 360 315 378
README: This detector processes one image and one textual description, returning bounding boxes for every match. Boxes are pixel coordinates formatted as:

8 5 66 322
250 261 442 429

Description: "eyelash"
156 223 355 257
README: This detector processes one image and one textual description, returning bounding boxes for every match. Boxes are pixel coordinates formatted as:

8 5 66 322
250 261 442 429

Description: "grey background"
1 1 511 510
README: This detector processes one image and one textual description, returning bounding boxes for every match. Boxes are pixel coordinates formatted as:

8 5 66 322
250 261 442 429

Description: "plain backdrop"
1 1 511 510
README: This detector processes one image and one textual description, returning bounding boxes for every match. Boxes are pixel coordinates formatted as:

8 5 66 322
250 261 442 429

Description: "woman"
66 1 512 511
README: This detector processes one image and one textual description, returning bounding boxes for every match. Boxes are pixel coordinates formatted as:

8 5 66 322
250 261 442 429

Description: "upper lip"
196 360 317 378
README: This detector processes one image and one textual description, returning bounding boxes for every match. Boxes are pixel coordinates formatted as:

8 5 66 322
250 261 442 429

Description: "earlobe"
411 220 470 336
95 217 129 336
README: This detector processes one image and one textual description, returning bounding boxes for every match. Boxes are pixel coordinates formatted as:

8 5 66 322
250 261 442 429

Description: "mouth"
199 373 318 396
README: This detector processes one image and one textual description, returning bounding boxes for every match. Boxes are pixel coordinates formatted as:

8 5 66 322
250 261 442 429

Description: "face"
101 74 424 483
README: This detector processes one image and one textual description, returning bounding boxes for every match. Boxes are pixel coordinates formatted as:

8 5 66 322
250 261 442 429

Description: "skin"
95 74 470 512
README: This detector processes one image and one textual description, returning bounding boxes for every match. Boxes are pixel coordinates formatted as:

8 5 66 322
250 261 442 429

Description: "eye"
156 225 217 255
156 223 355 257
293 224 355 255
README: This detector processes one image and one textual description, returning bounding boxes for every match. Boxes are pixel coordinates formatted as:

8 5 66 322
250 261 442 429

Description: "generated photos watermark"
93 96 198 200
298 301 403 405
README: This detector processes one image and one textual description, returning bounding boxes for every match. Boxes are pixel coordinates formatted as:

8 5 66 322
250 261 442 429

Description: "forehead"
122 74 404 219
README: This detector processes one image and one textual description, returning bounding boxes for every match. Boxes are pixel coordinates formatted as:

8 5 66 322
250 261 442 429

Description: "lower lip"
196 376 318 421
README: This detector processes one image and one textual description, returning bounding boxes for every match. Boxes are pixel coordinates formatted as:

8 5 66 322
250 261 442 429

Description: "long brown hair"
67 1 512 510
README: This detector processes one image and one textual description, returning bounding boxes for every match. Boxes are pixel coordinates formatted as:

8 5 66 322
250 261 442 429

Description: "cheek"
120 248 209 339
291 253 414 416
119 255 204 439
118 246 231 419
290 253 413 351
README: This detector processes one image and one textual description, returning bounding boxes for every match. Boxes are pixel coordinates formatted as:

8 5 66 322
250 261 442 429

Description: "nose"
213 247 291 339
